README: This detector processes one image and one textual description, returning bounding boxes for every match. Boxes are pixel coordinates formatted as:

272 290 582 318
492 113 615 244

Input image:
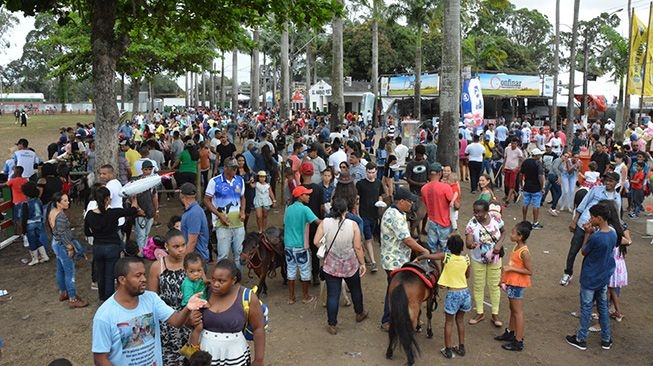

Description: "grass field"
0 113 97 159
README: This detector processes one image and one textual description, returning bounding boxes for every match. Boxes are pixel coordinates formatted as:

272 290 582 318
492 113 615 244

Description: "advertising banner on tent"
380 77 389 96
385 73 439 96
628 13 648 95
478 73 541 96
542 76 554 97
461 78 484 134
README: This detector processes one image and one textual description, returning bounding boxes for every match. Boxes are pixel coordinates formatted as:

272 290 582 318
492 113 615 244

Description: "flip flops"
468 313 485 325
302 295 317 304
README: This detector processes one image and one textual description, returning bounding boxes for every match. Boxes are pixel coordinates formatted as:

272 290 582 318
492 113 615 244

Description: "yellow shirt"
133 129 143 142
482 141 495 159
155 125 165 139
437 253 470 289
125 148 141 176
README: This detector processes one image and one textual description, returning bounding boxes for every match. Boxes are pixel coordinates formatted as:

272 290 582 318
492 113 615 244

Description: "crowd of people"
0 105 647 363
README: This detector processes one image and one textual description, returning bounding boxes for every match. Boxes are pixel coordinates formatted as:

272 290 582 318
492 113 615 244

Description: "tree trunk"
306 33 312 92
232 50 238 110
566 0 580 152
148 78 154 112
438 0 461 171
372 15 379 127
280 21 290 120
120 73 125 111
220 53 226 109
551 0 560 129
252 29 260 111
414 27 422 120
211 61 216 109
90 0 124 170
58 75 67 113
331 1 345 130
131 77 141 114
201 67 206 107
185 72 189 107
616 76 626 139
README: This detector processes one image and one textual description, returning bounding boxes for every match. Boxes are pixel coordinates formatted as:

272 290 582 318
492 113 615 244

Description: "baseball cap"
300 162 314 176
530 148 543 156
394 188 418 203
292 185 313 198
429 162 443 173
224 157 238 168
141 160 154 169
603 172 619 182
15 138 28 147
179 182 197 196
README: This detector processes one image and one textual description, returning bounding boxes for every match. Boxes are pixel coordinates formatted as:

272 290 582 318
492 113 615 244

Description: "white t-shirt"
13 149 38 177
328 149 347 174
134 158 159 176
549 137 562 155
521 127 531 144
395 144 409 167
106 178 125 226
92 291 174 366
329 132 343 144
465 143 485 162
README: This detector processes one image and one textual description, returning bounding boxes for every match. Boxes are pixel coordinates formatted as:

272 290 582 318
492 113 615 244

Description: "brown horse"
241 227 287 296
385 260 439 366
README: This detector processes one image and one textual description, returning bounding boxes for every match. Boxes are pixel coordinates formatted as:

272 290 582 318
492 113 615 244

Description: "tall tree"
331 0 345 128
251 28 260 110
438 0 460 170
566 0 580 151
280 21 290 120
388 0 438 120
232 49 238 109
1 0 340 169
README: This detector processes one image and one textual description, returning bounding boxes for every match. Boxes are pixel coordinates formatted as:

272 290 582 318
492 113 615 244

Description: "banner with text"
478 73 541 97
385 73 439 96
628 13 648 95
461 78 485 133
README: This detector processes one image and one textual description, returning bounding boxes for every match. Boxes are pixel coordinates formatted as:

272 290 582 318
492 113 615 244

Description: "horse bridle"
240 233 284 271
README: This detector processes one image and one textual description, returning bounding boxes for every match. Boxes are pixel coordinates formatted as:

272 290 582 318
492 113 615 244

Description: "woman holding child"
147 229 190 366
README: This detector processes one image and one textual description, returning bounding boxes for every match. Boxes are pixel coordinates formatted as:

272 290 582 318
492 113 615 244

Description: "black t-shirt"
84 207 138 246
301 183 324 219
590 152 610 174
405 160 429 194
356 179 383 220
216 143 237 167
520 158 544 192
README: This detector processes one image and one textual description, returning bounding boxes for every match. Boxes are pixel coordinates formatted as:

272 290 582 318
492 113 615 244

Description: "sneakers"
601 338 613 350
68 297 89 309
565 335 587 351
452 344 465 357
370 263 378 273
440 347 454 359
494 328 515 342
532 222 544 229
548 208 559 216
560 274 572 286
502 339 524 351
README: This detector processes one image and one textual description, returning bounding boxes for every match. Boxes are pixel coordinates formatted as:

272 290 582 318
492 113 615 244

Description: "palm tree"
232 49 238 110
388 0 438 120
599 25 628 138
251 28 260 111
438 0 460 170
281 20 290 120
331 0 345 129
566 0 580 151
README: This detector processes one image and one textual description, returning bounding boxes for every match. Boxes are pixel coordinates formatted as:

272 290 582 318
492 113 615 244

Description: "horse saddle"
391 262 438 289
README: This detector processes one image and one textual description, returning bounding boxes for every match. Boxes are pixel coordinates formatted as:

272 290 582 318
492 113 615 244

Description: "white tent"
237 94 250 101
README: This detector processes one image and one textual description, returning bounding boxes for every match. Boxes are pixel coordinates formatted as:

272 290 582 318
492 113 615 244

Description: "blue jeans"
426 220 452 253
393 170 405 191
382 270 392 324
134 217 154 252
324 270 364 326
577 285 611 342
543 173 561 209
215 227 245 271
284 247 312 281
52 240 77 298
93 244 121 301
40 222 50 252
25 222 44 251
482 158 493 176
561 173 577 211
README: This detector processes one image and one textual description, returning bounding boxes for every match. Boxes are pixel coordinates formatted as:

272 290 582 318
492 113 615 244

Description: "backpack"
242 286 269 341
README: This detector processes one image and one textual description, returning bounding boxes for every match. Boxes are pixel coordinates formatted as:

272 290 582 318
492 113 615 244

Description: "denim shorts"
443 288 472 315
427 220 452 253
506 285 525 299
362 218 377 241
522 191 542 208
285 247 312 281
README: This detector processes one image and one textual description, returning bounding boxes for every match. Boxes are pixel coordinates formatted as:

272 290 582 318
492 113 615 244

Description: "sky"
0 1 640 85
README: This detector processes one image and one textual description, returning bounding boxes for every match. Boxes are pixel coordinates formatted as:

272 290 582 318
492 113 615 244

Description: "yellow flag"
628 13 648 95
645 4 653 95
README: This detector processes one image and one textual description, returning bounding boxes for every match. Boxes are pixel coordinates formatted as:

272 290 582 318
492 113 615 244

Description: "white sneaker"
548 208 559 217
560 274 572 286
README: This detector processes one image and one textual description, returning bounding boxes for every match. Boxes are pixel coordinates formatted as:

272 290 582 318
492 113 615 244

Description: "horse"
385 260 440 366
240 227 287 296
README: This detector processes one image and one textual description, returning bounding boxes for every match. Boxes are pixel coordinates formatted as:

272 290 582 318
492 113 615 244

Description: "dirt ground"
1 116 652 365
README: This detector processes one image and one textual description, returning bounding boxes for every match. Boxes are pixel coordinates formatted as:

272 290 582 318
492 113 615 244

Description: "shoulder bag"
318 218 346 280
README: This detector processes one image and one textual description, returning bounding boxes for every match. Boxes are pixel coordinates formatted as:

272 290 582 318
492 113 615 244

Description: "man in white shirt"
98 164 125 227
328 139 348 174
134 146 159 176
465 133 486 193
495 122 509 148
521 124 531 150
306 145 326 184
13 138 40 178
329 126 344 144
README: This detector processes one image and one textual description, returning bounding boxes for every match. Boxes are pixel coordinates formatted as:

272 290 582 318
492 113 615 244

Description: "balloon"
646 205 653 213
120 172 174 197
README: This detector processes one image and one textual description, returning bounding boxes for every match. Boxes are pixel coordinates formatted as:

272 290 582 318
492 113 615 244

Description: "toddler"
580 161 601 188
181 252 208 307
252 171 276 233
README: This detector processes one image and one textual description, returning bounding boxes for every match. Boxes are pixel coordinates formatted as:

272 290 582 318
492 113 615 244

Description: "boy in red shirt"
0 166 28 244
629 162 645 218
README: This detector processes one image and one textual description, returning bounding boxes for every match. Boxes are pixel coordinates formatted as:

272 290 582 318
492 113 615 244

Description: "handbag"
318 218 345 280
475 218 504 263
